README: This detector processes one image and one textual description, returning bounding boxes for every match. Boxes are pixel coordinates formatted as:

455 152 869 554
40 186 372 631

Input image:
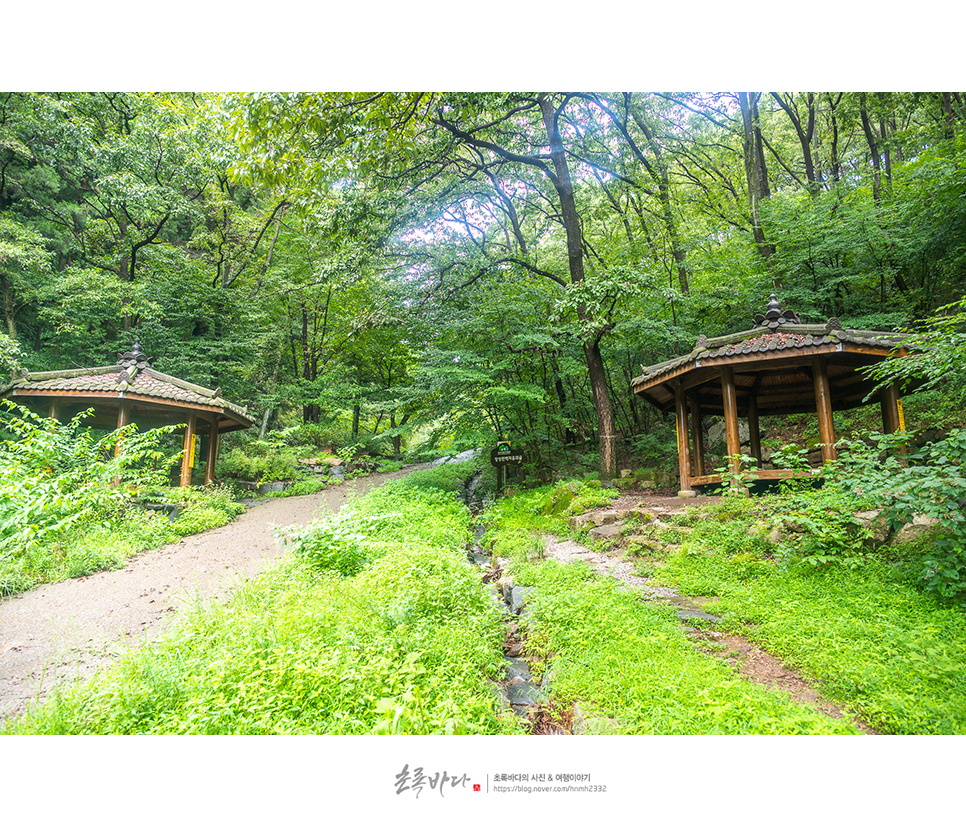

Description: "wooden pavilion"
631 295 914 496
0 339 253 487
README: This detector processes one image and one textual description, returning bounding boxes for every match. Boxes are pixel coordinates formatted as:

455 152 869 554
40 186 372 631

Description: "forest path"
0 465 430 722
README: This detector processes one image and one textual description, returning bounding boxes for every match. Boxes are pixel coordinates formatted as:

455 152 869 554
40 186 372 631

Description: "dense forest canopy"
2 91 965 478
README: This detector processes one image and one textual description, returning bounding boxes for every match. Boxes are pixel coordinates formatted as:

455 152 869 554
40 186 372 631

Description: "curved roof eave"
632 323 910 393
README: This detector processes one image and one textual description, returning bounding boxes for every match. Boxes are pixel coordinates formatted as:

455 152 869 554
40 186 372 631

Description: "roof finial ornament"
753 294 801 329
118 335 150 370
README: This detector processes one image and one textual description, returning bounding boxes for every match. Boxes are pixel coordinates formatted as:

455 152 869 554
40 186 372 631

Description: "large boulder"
707 419 750 450
893 514 941 545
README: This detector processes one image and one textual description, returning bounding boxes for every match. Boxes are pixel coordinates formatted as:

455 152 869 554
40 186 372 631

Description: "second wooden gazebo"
0 339 253 487
631 295 913 496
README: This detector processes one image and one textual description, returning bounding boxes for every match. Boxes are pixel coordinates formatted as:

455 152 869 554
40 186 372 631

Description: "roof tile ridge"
839 328 907 340
24 365 122 382
142 368 217 400
704 327 768 349
781 323 829 334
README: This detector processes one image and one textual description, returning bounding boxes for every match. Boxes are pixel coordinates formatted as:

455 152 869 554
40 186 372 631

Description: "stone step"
588 522 625 541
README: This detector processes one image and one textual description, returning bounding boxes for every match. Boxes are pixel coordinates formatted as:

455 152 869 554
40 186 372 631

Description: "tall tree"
738 92 775 261
232 92 635 479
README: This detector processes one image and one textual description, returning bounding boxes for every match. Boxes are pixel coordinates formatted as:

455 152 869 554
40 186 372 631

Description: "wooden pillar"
721 367 742 474
880 383 902 434
880 383 908 458
673 382 694 495
180 412 197 488
812 358 837 462
48 401 59 421
690 400 705 477
114 399 130 459
747 397 762 467
204 418 220 486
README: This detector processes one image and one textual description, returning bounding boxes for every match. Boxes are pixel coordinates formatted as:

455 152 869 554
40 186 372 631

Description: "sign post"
490 440 526 492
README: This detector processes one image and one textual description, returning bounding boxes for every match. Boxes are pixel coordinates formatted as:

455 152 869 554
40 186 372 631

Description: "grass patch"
0 485 245 596
480 479 966 734
4 469 508 735
655 496 966 734
477 480 617 561
510 557 856 734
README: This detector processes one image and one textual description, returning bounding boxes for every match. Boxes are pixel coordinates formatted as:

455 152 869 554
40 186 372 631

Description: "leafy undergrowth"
478 479 618 561
511 558 856 734
4 463 508 735
654 496 966 734
0 486 247 596
0 401 248 595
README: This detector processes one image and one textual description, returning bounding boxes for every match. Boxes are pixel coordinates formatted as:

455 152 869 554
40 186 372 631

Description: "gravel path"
0 466 427 721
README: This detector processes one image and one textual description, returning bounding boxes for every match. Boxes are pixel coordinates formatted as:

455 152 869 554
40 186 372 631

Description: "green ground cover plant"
654 496 966 734
4 463 508 734
510 557 857 734
481 464 966 734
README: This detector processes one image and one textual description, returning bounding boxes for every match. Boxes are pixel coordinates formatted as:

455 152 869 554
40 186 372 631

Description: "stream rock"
676 608 723 624
510 586 535 616
507 680 543 707
505 657 543 708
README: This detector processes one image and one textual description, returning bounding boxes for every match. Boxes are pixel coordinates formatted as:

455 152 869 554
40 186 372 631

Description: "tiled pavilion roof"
1 339 252 431
632 296 913 416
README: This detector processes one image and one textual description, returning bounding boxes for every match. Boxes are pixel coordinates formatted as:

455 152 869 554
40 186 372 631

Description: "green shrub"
217 444 304 483
0 401 187 591
277 477 331 496
834 428 966 603
173 505 233 537
627 429 676 468
772 482 873 569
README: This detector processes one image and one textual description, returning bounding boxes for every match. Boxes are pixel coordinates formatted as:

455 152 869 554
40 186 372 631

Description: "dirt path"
0 466 427 722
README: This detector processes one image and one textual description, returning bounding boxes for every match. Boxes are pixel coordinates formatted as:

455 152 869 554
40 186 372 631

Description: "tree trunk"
2 274 18 341
554 369 577 444
389 412 410 455
860 93 882 202
772 92 820 195
539 95 617 480
738 92 774 260
584 339 616 477
625 100 690 294
827 93 842 182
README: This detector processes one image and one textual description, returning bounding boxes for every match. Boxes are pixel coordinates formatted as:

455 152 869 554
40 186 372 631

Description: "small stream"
459 473 547 722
